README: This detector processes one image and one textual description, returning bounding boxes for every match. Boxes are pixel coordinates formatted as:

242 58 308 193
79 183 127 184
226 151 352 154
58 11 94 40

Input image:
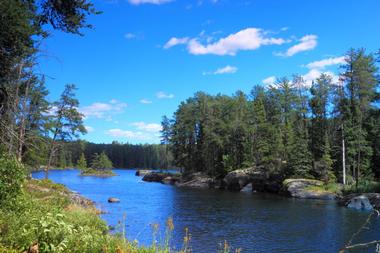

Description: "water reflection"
32 169 379 253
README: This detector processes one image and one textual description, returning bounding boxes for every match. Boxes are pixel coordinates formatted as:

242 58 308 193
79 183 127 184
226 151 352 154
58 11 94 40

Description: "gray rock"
176 172 215 189
135 170 152 176
347 195 373 211
282 179 336 200
142 172 168 182
223 168 258 191
162 176 180 185
339 193 380 210
108 197 120 203
240 183 253 193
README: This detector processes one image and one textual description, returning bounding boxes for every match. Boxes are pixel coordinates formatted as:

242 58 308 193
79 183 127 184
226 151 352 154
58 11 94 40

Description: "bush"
0 154 25 205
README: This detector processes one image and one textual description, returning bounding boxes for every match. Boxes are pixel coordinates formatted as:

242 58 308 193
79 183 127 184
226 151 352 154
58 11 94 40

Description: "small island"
78 152 116 177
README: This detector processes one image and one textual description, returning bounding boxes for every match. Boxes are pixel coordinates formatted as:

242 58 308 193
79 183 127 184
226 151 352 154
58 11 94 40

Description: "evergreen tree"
45 84 86 177
77 153 87 169
91 152 113 170
341 49 378 185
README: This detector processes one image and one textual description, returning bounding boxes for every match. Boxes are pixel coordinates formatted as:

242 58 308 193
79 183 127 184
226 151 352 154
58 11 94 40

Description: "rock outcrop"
135 170 152 176
142 172 169 182
141 171 181 185
282 179 337 200
339 193 380 210
223 168 258 191
176 172 217 189
240 183 253 193
108 197 120 203
223 167 283 193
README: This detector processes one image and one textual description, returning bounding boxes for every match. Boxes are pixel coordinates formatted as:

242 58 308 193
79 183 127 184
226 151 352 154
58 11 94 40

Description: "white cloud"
85 126 95 133
132 122 162 132
106 129 150 141
306 56 345 69
263 70 339 89
186 28 287 56
156 91 174 99
262 76 276 86
125 33 136 39
140 99 152 104
279 35 317 57
128 0 173 5
302 69 339 88
164 37 189 49
203 65 238 75
79 100 127 119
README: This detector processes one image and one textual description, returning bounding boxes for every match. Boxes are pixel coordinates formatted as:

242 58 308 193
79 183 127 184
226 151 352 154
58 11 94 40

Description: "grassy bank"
305 180 380 196
0 179 188 253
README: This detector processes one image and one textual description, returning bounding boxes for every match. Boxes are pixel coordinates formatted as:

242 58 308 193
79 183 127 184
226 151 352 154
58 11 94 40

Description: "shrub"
0 154 25 206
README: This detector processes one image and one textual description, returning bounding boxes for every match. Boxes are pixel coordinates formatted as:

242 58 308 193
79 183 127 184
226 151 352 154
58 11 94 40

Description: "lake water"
32 169 380 253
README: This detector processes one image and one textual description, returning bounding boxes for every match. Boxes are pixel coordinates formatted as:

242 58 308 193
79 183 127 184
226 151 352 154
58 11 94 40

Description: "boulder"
339 193 380 210
240 183 253 193
142 172 168 182
282 179 336 200
347 195 373 211
223 168 258 191
162 176 180 185
176 172 215 189
135 170 152 176
108 197 120 203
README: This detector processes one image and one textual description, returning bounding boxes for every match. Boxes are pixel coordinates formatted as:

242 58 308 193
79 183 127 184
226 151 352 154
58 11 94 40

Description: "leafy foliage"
0 154 25 205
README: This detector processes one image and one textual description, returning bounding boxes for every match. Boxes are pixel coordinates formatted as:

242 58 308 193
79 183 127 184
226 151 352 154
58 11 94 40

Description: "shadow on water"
32 169 380 253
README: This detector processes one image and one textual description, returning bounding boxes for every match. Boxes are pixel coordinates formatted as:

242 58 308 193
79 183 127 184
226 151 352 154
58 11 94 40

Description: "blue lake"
32 169 380 253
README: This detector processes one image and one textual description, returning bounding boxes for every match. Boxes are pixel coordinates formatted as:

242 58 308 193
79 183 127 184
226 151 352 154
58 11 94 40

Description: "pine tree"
341 49 378 185
77 153 87 169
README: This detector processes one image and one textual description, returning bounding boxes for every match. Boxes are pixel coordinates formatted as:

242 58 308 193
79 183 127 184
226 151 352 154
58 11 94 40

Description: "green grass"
306 183 342 195
0 179 193 253
342 180 380 195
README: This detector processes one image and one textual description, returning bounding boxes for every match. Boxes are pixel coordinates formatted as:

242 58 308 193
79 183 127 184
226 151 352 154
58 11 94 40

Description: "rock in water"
176 172 215 189
347 195 373 211
135 170 151 176
108 197 120 203
282 179 336 200
240 183 253 193
142 172 167 182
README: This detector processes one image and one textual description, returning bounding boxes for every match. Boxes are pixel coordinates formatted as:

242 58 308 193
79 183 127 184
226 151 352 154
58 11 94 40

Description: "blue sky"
38 0 380 144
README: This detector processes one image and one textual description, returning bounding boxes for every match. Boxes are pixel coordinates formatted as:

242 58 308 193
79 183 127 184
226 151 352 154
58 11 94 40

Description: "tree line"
162 48 380 186
58 141 173 170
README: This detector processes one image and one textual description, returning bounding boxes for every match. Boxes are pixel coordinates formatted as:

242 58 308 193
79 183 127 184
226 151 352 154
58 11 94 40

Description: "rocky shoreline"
136 169 380 211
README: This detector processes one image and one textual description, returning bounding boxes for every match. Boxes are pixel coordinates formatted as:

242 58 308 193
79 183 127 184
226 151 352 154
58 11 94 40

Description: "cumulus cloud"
262 76 276 86
187 28 287 56
164 37 189 49
139 99 152 104
306 56 345 69
203 65 238 75
263 70 339 89
279 35 317 57
84 126 95 133
132 122 162 132
302 69 339 87
165 28 287 56
128 0 173 5
106 129 152 141
106 121 162 142
79 100 127 120
156 91 174 99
